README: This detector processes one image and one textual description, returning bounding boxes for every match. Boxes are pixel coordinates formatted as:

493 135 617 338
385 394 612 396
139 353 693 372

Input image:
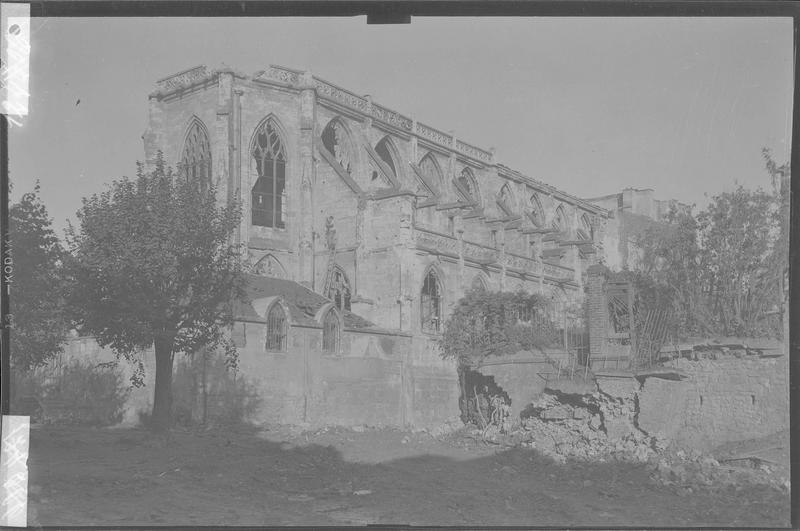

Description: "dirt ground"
27 423 791 527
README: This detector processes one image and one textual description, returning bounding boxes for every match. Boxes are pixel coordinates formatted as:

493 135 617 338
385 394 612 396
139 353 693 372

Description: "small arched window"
266 303 288 352
181 119 212 193
322 119 355 174
322 309 340 353
252 119 287 228
326 266 352 312
421 269 443 333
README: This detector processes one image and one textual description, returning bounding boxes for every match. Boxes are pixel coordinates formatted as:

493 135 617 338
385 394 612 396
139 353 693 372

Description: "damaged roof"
234 274 375 330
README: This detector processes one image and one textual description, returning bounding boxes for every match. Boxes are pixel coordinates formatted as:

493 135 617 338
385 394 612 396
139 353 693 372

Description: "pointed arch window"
266 303 288 352
327 266 352 312
181 120 212 193
421 269 443 333
499 183 514 213
457 168 479 204
419 153 443 194
322 119 355 174
578 214 593 241
253 254 286 279
552 205 567 234
471 275 488 292
375 137 397 178
252 120 287 228
322 309 341 353
528 193 544 227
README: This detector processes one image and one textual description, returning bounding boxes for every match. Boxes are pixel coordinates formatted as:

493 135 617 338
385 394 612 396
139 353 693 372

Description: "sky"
9 16 794 235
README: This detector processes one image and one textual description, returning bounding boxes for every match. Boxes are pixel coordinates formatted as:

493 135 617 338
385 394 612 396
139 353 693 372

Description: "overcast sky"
9 16 794 234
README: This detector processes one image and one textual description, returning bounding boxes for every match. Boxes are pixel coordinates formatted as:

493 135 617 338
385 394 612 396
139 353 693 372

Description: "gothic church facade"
141 64 613 427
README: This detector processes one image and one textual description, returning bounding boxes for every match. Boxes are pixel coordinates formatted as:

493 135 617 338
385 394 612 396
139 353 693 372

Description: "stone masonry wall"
637 355 789 451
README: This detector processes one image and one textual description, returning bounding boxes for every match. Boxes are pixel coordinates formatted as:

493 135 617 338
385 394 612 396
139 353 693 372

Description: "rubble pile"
456 389 790 492
512 392 657 464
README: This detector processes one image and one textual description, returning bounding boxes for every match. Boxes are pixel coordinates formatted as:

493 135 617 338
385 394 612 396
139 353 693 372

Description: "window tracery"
181 119 212 192
251 119 287 228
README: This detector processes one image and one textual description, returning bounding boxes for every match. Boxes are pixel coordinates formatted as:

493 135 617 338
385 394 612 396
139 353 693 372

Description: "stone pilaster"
586 264 608 364
215 71 233 212
142 96 166 173
410 120 419 163
297 71 316 286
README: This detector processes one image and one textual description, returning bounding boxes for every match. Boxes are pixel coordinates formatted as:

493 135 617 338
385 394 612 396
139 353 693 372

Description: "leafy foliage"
440 288 557 367
633 151 788 338
9 183 69 371
65 152 245 430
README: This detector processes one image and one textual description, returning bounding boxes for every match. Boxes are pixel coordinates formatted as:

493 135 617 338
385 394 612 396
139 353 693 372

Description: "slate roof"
234 274 375 330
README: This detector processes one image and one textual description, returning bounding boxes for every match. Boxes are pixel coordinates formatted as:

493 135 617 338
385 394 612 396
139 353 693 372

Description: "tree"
65 153 245 431
9 183 69 371
633 205 711 336
632 151 788 339
696 185 782 337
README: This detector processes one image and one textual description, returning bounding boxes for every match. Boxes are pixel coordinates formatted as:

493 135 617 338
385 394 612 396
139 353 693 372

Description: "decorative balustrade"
416 122 453 148
542 261 574 280
256 65 302 85
414 228 459 255
313 77 370 113
157 65 210 91
502 253 537 273
371 103 413 131
456 139 492 163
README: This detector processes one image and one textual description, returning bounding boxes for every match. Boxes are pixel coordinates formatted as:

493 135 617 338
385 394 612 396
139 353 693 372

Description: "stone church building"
132 64 654 428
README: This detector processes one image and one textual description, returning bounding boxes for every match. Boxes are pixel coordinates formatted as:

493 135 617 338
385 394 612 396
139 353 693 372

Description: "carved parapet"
314 77 370 113
254 65 303 86
371 102 413 131
156 65 212 92
456 139 492 163
416 122 453 148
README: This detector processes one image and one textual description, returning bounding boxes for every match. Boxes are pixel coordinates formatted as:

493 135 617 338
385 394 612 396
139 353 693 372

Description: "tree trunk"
151 331 176 432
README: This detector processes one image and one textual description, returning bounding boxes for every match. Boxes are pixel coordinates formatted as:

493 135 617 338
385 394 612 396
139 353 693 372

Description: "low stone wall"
636 355 789 451
29 331 460 431
593 353 789 452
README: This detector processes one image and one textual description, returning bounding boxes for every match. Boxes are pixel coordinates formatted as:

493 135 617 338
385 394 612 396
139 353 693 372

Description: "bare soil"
27 424 790 527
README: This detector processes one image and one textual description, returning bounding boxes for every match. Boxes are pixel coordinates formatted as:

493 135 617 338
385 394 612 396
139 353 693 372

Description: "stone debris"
473 389 789 492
